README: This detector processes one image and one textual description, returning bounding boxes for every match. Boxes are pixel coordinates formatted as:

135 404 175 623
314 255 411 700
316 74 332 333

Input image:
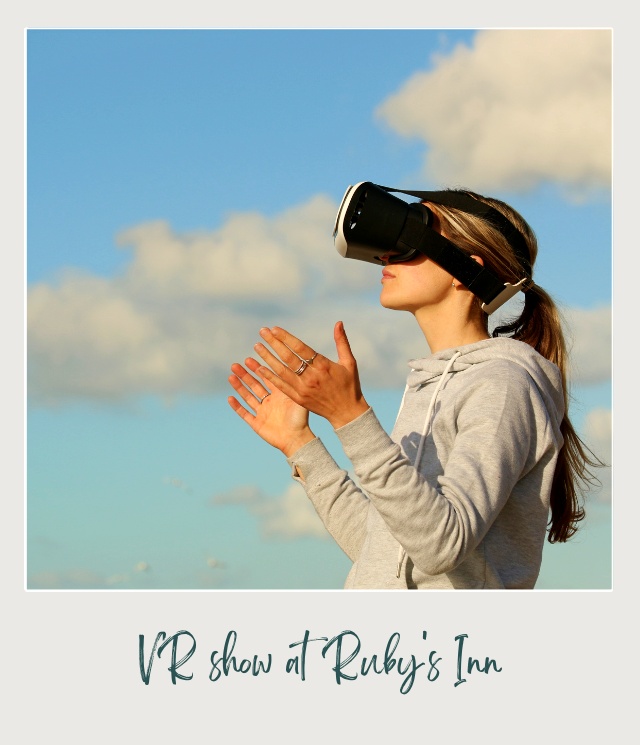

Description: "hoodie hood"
406 337 565 423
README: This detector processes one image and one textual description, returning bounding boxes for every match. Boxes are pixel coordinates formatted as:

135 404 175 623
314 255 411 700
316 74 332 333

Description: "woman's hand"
228 359 315 458
252 322 370 430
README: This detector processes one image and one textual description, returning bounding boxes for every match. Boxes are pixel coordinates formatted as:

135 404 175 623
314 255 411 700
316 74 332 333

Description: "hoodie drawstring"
396 351 462 579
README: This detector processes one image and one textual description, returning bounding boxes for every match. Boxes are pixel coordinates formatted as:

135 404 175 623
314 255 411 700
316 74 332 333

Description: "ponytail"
493 284 602 542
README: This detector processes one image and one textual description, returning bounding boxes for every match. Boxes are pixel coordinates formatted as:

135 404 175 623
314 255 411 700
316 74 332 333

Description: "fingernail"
259 328 269 337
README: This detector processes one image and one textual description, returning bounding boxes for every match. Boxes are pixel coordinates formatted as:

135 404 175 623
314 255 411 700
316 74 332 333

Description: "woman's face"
379 207 454 314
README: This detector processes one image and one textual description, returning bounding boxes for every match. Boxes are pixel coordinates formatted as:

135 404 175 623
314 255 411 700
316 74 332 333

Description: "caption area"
139 629 502 692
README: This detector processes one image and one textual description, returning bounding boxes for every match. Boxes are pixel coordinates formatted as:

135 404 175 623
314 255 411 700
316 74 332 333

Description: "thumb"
334 321 356 367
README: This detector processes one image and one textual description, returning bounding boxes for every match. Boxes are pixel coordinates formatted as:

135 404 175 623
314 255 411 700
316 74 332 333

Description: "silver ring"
293 361 308 376
302 352 318 365
258 393 271 404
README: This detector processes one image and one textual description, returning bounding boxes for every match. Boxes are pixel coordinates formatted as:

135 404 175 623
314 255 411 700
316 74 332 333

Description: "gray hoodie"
287 337 565 589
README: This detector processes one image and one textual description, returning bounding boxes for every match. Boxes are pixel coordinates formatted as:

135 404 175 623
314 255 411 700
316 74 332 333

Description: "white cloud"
376 30 611 195
211 482 329 540
115 195 371 302
117 215 302 301
563 305 612 385
582 408 612 503
255 483 329 540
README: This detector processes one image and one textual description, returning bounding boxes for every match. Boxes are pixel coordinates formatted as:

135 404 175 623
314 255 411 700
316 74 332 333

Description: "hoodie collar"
406 338 564 412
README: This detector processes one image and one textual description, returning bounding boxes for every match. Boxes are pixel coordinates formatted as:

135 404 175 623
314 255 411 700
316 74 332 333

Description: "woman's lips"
381 269 395 281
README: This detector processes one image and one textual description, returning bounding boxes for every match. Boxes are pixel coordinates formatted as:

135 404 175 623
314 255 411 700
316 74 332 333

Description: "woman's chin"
380 291 407 312
379 296 395 310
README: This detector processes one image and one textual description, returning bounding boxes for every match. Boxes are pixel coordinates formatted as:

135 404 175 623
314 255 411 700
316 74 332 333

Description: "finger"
229 364 269 407
230 363 270 400
227 395 257 426
262 327 319 366
253 341 299 377
228 374 260 411
245 356 277 380
334 321 356 367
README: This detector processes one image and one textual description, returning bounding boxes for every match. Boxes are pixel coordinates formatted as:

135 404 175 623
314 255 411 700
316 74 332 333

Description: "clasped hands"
227 322 369 457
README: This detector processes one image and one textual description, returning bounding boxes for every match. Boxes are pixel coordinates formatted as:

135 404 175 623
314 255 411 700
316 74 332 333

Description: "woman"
227 188 599 589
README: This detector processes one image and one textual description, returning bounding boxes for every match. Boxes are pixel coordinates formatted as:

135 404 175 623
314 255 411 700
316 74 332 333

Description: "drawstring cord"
396 351 462 579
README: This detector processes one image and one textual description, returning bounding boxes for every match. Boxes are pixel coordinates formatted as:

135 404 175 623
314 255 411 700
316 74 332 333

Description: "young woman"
227 189 599 589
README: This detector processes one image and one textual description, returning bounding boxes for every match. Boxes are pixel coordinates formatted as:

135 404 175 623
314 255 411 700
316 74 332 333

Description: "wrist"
328 399 370 430
281 428 316 458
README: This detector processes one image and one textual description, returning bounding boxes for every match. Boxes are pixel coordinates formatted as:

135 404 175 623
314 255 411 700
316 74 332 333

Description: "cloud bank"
376 30 611 195
28 195 377 403
28 196 611 403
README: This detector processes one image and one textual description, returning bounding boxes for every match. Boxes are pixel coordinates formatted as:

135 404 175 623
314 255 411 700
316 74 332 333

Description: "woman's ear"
470 254 485 267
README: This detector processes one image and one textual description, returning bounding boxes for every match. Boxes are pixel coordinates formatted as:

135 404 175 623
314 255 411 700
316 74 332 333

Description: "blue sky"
26 29 612 590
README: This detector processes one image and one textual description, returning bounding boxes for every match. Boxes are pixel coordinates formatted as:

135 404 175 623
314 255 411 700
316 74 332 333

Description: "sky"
26 28 612 590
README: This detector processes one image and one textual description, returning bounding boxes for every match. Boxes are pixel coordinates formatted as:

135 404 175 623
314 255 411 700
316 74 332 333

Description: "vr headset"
333 181 533 314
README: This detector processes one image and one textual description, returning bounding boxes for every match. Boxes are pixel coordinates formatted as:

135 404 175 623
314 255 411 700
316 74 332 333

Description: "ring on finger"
257 392 271 404
293 361 308 376
302 352 318 365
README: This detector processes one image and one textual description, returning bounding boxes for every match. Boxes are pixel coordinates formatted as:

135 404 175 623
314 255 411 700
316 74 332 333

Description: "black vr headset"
333 181 533 314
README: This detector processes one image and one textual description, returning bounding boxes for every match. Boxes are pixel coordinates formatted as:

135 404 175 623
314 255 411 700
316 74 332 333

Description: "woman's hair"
428 190 604 543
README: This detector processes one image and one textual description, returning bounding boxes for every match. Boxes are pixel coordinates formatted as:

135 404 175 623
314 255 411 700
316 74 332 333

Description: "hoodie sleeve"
333 366 550 576
286 436 370 562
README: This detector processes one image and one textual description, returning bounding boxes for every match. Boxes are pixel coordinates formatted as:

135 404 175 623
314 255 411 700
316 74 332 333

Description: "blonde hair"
429 190 603 543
